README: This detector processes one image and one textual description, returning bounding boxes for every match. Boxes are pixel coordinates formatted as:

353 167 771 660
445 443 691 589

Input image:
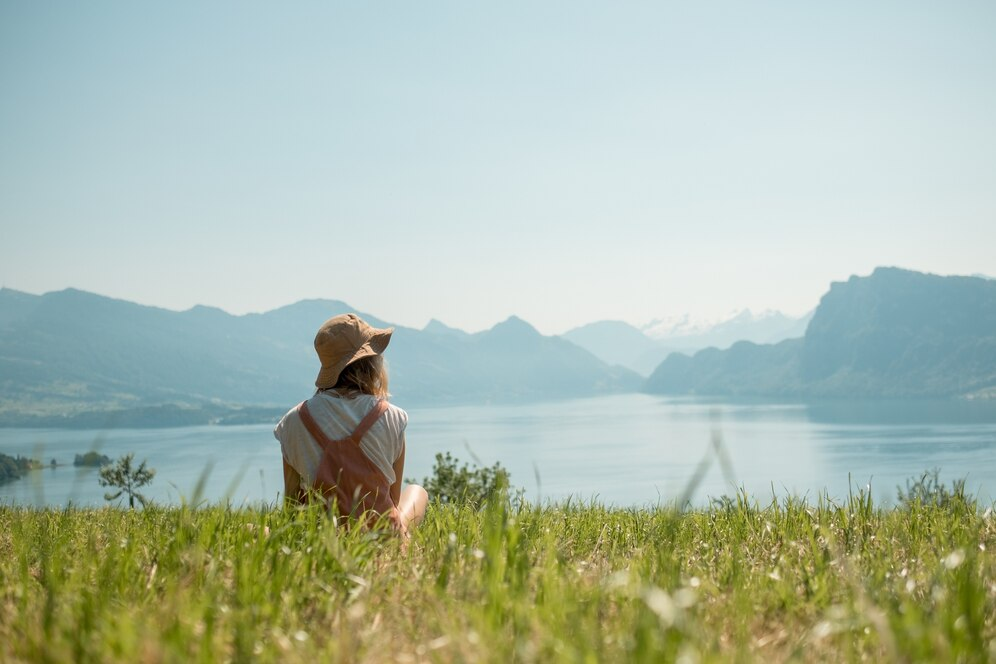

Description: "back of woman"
273 313 427 533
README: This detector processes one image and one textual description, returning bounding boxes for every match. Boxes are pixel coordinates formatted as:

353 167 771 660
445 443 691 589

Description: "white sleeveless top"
273 392 408 487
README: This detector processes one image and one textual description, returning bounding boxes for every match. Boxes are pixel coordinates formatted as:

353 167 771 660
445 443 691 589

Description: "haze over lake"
3 395 995 509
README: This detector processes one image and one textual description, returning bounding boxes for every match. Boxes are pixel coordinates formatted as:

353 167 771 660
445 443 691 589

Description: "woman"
274 313 428 534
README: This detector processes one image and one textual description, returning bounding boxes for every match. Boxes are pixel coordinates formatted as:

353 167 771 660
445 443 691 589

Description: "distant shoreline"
2 393 996 431
0 404 286 430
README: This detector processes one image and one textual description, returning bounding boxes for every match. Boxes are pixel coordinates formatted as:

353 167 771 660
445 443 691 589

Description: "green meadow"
2 488 994 663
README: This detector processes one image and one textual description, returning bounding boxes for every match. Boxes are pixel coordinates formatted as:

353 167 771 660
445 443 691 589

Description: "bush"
413 452 515 508
896 468 974 510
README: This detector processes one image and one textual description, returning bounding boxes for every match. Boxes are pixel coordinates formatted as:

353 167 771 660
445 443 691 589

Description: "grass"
1 490 994 663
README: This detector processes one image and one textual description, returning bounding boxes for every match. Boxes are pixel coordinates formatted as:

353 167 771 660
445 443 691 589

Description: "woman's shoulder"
381 399 408 431
311 392 407 429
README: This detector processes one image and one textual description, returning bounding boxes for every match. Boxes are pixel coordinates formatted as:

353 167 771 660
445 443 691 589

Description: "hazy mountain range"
645 268 996 399
1 266 993 427
0 288 640 426
563 309 812 375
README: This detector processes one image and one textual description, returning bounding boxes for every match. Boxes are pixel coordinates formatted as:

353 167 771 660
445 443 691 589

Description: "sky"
1 1 994 335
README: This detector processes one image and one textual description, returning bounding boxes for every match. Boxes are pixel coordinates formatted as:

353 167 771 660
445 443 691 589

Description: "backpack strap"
298 399 389 450
297 400 332 448
348 399 390 444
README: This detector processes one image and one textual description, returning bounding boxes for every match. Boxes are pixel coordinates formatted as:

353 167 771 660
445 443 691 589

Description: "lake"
2 394 996 508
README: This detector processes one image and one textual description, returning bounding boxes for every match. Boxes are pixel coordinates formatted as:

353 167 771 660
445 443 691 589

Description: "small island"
0 451 115 484
74 452 112 467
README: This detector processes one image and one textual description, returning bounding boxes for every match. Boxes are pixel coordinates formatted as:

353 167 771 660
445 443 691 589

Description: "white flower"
943 550 965 570
642 587 677 627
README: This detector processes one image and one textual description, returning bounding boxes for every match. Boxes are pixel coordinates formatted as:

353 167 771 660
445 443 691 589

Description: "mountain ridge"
0 288 641 425
645 268 996 398
563 309 812 375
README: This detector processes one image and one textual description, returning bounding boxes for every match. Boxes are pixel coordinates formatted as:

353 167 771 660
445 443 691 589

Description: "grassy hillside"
2 492 993 662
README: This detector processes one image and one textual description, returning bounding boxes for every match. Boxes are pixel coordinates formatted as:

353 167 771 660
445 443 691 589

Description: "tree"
74 451 111 467
98 453 155 508
0 454 21 483
412 452 514 508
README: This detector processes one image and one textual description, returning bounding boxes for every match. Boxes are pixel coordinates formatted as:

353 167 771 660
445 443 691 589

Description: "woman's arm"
390 436 406 506
283 458 303 506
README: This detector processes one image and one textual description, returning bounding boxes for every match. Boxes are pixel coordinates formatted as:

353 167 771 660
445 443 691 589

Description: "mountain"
0 289 361 416
564 310 812 376
463 317 641 401
641 313 720 340
645 268 996 398
798 268 996 396
422 318 470 338
561 321 659 372
381 315 641 405
0 288 641 425
641 309 812 348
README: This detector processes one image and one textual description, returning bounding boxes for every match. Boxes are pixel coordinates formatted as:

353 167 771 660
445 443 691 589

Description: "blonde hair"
326 355 390 399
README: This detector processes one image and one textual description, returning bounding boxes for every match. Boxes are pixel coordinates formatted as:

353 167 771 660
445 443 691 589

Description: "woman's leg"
398 484 428 528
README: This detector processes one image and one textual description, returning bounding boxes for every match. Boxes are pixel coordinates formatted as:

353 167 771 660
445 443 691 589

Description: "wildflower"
942 550 965 570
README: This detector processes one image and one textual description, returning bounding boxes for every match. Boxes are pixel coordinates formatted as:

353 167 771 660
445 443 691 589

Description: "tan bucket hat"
314 313 394 389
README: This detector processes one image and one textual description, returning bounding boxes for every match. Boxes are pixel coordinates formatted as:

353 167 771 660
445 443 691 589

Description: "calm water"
2 394 996 508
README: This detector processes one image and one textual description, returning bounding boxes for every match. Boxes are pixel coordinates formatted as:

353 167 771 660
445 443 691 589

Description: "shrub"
896 468 974 510
413 452 514 508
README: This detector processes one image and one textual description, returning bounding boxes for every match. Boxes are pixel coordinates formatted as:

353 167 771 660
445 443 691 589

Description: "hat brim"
314 327 393 389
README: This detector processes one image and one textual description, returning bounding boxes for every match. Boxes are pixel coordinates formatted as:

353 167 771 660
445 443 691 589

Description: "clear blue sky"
2 1 994 334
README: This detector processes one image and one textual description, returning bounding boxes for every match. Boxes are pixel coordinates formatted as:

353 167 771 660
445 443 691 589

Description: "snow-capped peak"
641 311 734 340
640 309 794 341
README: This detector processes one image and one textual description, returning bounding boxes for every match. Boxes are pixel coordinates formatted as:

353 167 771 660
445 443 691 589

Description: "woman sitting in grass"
274 313 428 536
